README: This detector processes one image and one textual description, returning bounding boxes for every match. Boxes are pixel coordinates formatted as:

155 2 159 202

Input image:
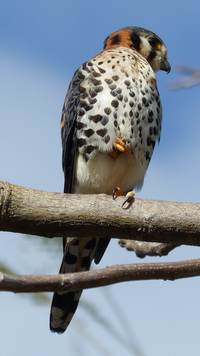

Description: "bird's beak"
160 59 171 73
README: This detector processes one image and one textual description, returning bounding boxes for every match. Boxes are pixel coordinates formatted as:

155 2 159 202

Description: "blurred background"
1 1 200 355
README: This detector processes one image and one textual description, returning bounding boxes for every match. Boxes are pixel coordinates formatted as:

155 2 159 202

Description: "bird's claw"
113 137 129 153
112 186 123 200
121 191 135 209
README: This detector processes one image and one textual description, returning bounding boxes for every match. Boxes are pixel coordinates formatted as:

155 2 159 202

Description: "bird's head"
104 26 171 73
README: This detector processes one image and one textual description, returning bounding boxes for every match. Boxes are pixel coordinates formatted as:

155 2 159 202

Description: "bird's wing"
61 68 84 194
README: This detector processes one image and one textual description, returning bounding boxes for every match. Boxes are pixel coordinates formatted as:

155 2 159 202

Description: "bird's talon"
113 186 123 200
122 191 135 209
113 137 129 154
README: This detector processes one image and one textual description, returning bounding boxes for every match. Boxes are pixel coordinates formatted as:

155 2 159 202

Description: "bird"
50 26 171 333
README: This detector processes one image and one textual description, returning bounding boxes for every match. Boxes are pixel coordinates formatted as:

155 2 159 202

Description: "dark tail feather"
49 238 96 333
94 238 110 264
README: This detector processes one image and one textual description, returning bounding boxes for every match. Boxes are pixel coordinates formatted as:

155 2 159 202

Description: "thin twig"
1 259 200 293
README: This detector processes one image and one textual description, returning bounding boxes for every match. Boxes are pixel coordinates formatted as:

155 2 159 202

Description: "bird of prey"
50 26 171 333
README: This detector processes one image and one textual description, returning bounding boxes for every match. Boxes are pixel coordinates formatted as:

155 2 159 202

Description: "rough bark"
1 180 200 246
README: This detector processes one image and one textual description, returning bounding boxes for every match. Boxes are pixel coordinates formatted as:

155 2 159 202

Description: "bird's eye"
149 38 161 50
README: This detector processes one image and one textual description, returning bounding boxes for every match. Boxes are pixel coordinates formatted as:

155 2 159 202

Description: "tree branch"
1 180 200 246
119 240 180 258
1 259 200 293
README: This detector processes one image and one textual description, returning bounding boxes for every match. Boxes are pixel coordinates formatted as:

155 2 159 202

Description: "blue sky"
1 1 200 355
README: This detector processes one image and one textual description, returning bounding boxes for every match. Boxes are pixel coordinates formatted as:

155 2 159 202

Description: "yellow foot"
112 186 124 200
122 191 135 209
113 137 129 154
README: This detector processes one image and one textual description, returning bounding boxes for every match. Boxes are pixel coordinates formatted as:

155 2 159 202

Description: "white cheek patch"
140 37 151 58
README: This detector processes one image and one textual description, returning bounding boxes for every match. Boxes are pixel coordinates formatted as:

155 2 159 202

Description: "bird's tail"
50 237 97 333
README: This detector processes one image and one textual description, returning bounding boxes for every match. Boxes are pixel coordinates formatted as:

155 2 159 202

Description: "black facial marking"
148 50 156 62
111 34 120 45
131 32 141 50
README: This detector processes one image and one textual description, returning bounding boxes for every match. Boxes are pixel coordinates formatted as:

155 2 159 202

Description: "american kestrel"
50 26 170 333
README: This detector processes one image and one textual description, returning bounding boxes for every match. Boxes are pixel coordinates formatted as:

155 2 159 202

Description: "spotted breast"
74 47 161 194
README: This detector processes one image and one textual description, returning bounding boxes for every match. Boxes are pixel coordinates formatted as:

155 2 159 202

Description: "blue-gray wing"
61 68 84 193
